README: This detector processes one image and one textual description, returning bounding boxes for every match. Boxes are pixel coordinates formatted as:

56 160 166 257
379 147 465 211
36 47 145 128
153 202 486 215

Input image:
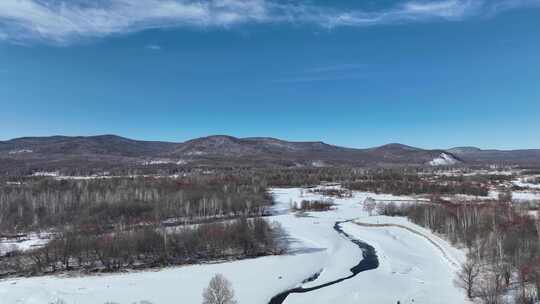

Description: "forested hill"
0 134 538 174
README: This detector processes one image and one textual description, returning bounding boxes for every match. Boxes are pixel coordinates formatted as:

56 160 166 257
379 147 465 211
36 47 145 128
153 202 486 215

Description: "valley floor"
0 187 469 304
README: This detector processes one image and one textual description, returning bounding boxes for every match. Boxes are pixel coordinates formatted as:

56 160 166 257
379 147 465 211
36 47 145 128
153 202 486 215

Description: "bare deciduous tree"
477 274 503 304
455 259 481 299
202 274 238 304
363 197 377 216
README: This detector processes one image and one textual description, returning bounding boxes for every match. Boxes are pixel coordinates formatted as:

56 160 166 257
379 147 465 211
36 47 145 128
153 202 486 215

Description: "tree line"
345 171 489 197
2 217 286 276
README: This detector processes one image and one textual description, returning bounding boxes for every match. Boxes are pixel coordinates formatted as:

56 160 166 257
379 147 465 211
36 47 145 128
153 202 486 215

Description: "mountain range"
0 135 538 174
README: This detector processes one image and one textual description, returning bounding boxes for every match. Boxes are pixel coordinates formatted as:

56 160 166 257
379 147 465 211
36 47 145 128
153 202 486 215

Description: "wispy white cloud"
274 74 363 84
0 0 538 44
146 44 162 50
304 63 368 74
274 63 368 84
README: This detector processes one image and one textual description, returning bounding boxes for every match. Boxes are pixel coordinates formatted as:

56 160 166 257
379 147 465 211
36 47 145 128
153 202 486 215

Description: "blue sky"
0 0 539 149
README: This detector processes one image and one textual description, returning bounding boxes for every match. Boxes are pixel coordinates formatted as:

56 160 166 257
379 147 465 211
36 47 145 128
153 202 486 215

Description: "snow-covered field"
0 233 51 255
488 190 540 202
0 186 468 304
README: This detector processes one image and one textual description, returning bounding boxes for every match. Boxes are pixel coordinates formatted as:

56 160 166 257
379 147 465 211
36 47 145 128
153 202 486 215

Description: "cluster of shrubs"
292 200 335 212
308 188 352 198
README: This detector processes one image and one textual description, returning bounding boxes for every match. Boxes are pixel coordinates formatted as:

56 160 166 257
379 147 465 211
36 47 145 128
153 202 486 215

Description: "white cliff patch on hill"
429 153 459 166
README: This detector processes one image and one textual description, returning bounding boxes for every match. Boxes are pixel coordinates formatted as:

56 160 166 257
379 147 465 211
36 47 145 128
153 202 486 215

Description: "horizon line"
1 133 538 152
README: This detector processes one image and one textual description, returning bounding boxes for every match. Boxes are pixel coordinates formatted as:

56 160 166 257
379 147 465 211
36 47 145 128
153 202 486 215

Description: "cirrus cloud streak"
0 0 538 44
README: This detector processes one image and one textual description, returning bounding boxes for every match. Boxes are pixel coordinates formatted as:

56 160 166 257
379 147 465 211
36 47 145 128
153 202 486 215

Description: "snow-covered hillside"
0 186 468 304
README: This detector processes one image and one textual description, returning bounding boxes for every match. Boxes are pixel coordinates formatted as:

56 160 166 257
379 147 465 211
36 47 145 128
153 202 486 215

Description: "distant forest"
0 176 272 232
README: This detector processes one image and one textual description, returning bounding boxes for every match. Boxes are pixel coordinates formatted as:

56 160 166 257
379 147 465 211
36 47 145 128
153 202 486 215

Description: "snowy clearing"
0 233 51 255
443 190 540 203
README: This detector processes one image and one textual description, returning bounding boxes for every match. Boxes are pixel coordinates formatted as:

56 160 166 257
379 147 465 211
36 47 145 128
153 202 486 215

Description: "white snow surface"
0 233 51 255
0 186 468 304
142 159 189 166
429 153 459 166
31 171 60 177
142 160 175 166
513 177 540 190
310 160 327 167
443 190 540 203
8 149 33 154
488 190 540 202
